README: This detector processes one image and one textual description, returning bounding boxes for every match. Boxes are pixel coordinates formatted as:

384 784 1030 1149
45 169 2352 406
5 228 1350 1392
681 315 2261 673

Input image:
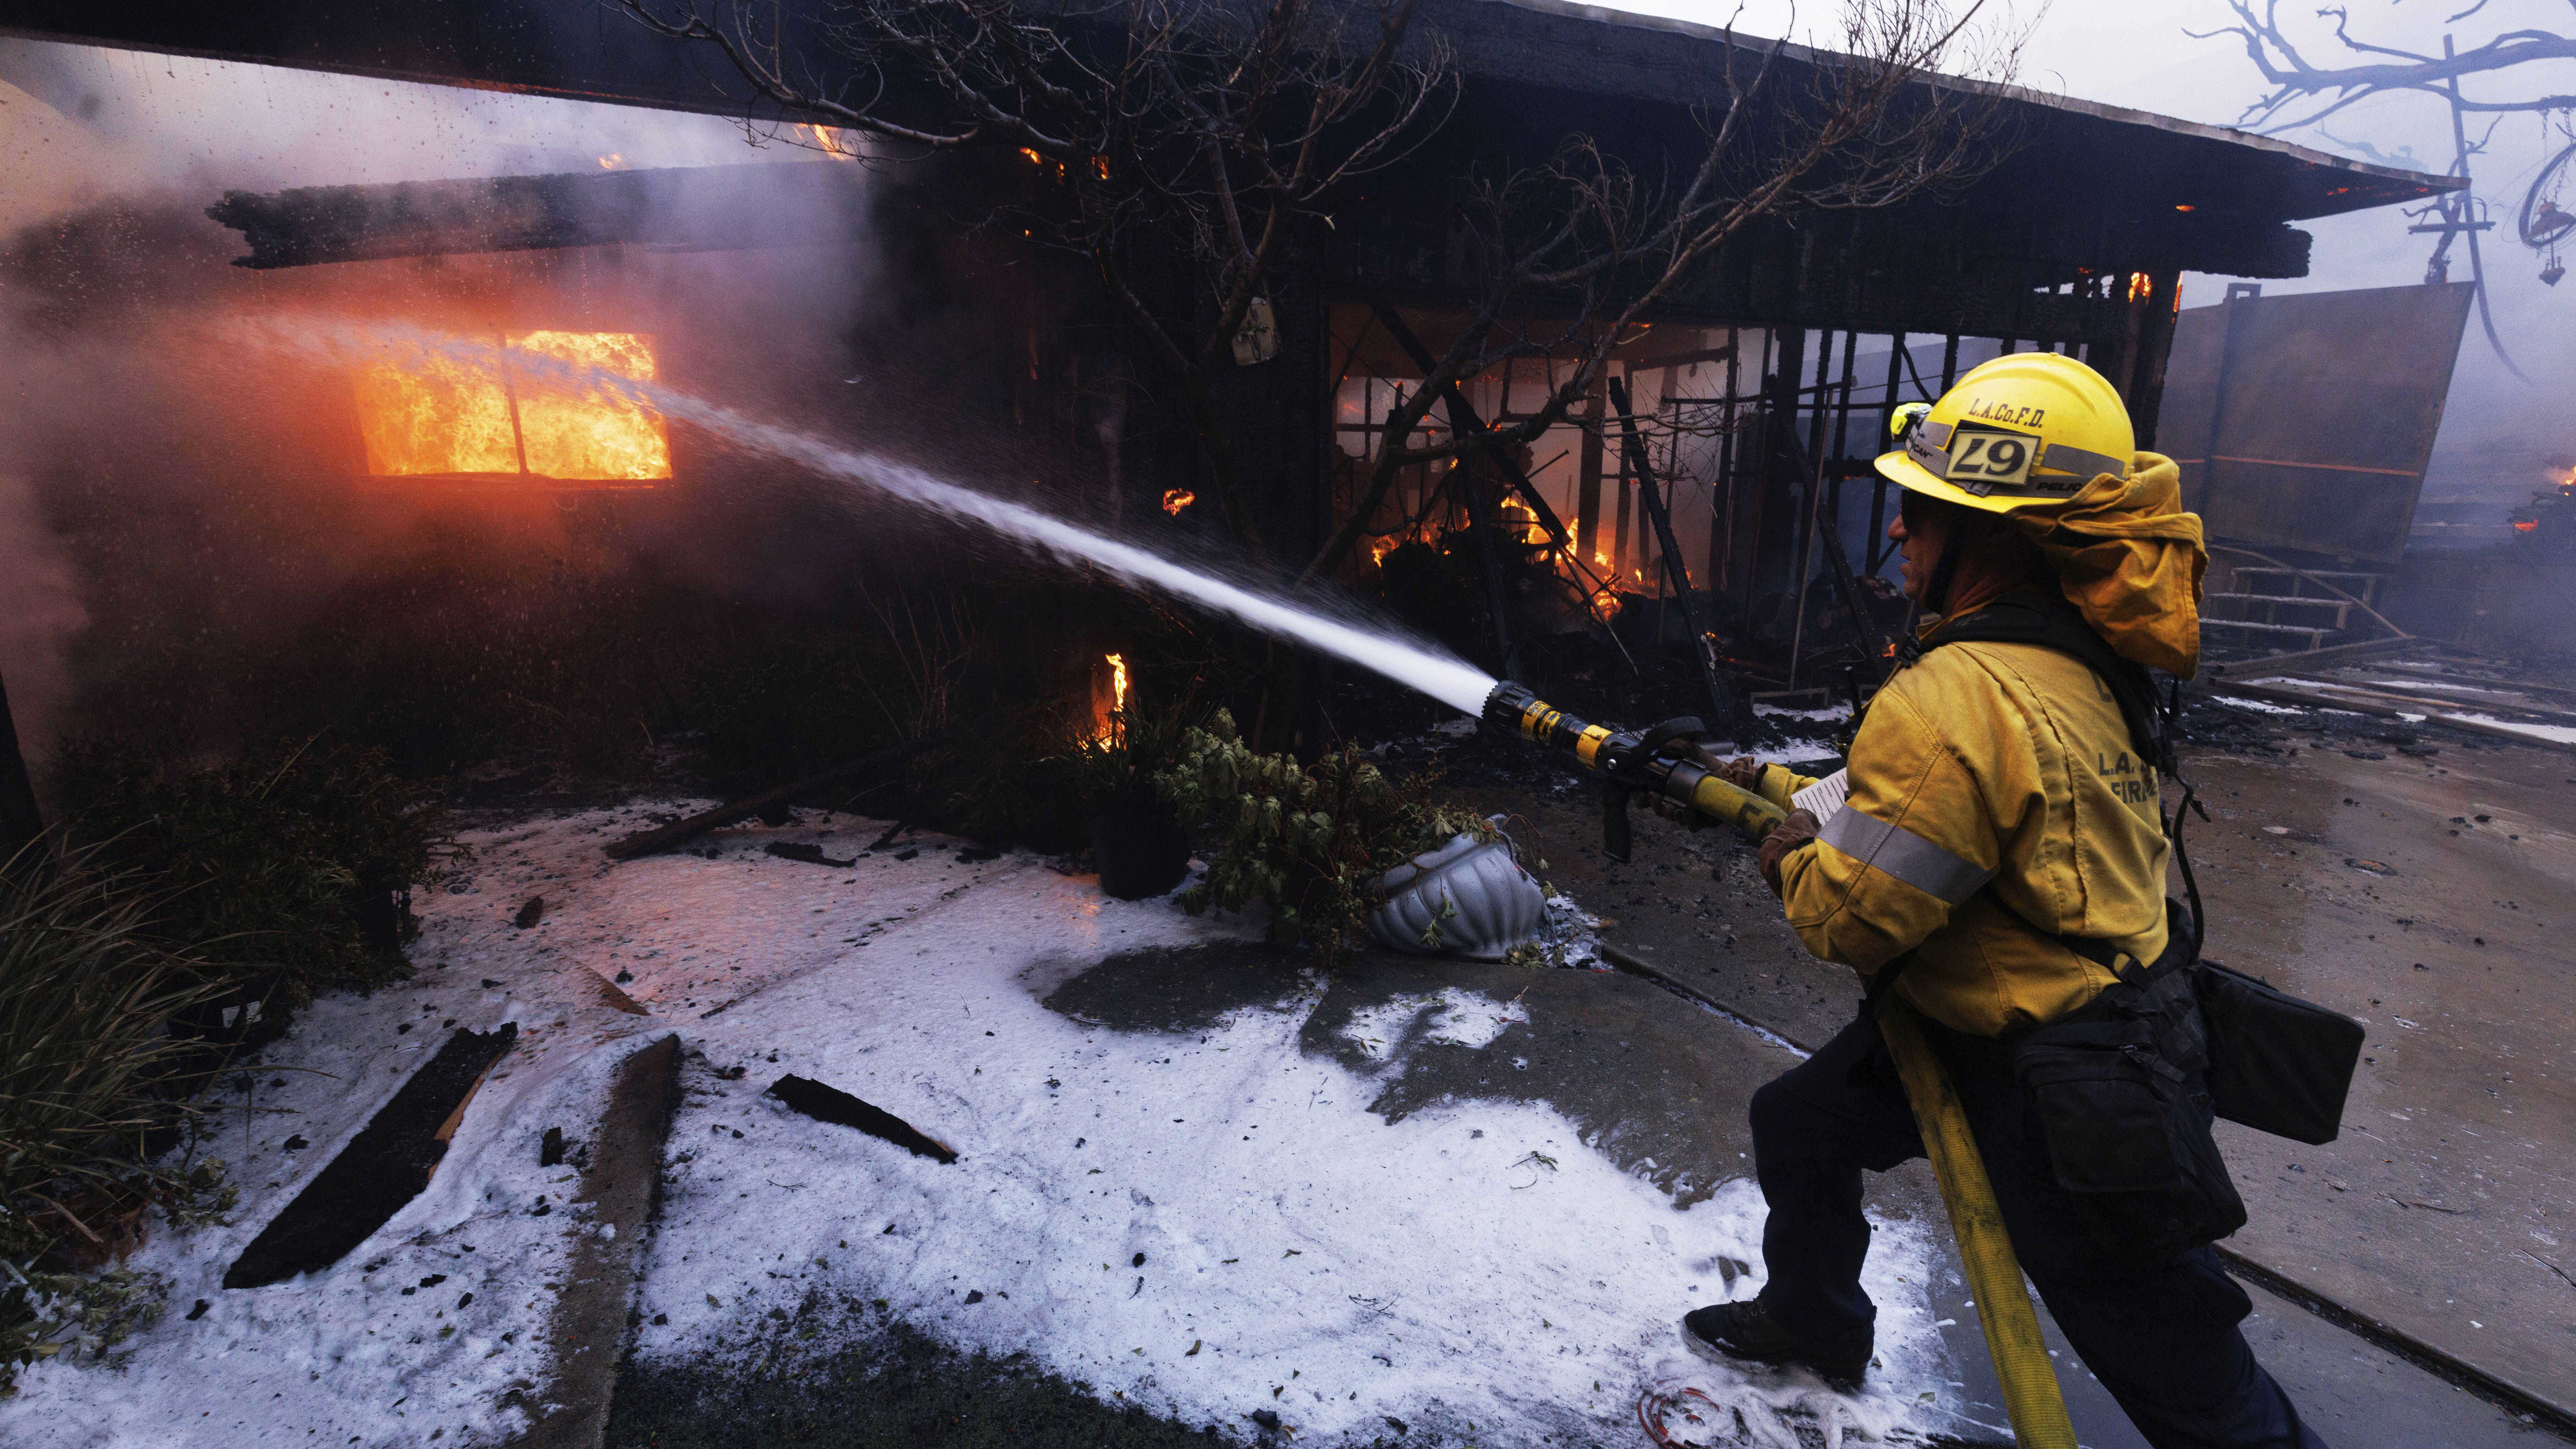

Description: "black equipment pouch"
2003 913 2247 1260
2195 960 2367 1145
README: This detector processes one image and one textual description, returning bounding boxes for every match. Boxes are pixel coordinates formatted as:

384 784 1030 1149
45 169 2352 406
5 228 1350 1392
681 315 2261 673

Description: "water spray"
261 321 1500 716
281 323 1790 858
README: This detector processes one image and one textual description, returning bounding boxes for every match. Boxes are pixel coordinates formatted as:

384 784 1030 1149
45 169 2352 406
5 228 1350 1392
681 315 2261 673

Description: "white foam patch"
2213 694 2309 716
6 802 1959 1447
2442 713 2576 746
1339 987 1533 1059
0 804 680 1448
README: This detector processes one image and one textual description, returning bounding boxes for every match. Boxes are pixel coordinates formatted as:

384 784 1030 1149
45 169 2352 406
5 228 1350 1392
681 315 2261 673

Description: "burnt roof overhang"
19 0 2455 279
1443 0 2453 226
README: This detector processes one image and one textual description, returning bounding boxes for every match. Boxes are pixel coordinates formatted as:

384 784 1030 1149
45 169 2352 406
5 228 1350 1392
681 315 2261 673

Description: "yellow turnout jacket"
1775 613 2172 1037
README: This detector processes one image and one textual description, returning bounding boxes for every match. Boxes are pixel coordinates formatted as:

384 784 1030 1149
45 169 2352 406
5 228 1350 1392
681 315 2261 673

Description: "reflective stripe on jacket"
1775 633 2171 1036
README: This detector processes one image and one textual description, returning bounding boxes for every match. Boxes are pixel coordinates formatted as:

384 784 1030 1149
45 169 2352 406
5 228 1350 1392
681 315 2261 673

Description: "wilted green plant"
0 843 237 1392
1066 697 1193 808
1152 711 1490 967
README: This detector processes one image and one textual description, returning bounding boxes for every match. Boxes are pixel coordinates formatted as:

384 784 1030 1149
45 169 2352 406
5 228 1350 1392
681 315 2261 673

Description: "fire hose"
1481 681 2078 1449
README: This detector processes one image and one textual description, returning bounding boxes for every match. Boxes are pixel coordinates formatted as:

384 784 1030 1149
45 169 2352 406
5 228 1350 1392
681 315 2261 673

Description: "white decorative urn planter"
1365 833 1545 960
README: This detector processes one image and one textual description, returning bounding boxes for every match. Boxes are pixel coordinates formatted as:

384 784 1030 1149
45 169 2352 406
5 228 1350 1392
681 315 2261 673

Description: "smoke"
0 36 858 759
266 320 1500 717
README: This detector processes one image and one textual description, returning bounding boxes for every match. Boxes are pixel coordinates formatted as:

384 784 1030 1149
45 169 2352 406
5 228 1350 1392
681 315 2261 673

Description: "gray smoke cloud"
0 36 857 757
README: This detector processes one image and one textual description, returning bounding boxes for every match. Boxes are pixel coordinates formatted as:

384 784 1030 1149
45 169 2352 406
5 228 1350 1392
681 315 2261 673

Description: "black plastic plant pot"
1085 784 1189 900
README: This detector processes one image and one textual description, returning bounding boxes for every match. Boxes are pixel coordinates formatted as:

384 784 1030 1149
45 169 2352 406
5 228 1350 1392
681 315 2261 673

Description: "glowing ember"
597 153 627 170
1161 488 1197 516
353 332 670 481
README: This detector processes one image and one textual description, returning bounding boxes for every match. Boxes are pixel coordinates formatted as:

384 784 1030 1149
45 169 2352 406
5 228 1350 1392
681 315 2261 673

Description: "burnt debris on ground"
606 1311 1269 1449
222 1024 518 1289
766 1075 959 1164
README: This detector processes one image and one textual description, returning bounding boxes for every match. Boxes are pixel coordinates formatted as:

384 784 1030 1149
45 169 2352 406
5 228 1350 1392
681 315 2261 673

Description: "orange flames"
797 123 859 160
354 332 671 482
1160 488 1196 516
1091 652 1130 744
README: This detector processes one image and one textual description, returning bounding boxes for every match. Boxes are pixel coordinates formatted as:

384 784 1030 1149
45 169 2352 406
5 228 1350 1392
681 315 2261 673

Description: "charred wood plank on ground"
223 1024 517 1289
765 841 857 868
600 723 976 861
766 1075 957 1163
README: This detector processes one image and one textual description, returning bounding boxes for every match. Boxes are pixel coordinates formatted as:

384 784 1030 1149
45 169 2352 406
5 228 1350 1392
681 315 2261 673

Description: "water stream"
280 323 1501 719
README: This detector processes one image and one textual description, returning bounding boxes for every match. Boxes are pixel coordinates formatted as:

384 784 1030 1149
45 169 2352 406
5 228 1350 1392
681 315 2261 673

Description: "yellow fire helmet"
1874 352 2135 514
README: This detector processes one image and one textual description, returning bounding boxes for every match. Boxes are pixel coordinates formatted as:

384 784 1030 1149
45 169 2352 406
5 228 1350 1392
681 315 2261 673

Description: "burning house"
13 14 2576 1449
17 0 2461 744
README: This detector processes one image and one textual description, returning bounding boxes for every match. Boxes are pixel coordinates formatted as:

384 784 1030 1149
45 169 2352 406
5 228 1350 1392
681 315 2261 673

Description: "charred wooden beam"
224 1024 518 1289
206 162 863 270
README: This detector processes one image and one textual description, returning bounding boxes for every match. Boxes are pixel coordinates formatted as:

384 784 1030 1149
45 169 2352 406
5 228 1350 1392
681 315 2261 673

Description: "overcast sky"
1599 0 2576 464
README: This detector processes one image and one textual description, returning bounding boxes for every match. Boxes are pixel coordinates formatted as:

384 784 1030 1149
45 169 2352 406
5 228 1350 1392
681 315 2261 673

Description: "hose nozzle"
1478 679 1785 859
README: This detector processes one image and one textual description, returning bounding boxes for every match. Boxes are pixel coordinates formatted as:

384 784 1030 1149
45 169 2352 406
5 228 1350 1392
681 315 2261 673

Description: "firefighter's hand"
1679 746 1765 792
1650 748 1758 828
1758 808 1820 898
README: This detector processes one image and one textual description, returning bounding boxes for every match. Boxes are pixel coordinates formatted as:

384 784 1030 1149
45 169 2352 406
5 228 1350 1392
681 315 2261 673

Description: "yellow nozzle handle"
1689 771 1787 839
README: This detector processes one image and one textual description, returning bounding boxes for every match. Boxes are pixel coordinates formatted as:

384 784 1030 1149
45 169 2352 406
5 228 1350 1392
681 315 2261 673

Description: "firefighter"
1683 353 2326 1448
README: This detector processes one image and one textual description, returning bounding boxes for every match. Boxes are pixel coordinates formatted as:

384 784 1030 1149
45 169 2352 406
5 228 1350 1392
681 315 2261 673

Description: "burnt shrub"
53 736 459 1024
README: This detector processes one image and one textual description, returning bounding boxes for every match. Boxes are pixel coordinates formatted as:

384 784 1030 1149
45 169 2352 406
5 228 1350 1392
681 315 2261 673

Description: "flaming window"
353 331 672 483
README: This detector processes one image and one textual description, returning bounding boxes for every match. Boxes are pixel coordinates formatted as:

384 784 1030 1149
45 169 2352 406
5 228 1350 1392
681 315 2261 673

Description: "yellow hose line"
1876 995 2078 1449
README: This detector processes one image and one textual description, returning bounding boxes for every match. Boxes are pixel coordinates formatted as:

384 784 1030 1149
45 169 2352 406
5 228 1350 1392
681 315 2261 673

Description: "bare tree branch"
2192 2 2576 129
621 0 1458 563
1306 0 2025 584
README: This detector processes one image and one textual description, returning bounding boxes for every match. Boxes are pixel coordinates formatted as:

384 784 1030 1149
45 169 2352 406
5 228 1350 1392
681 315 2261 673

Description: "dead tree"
617 0 1455 564
2198 3 2576 131
2195 3 2576 365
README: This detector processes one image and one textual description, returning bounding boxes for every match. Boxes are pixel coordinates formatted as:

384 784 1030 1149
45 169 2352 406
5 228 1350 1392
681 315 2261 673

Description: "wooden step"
2200 618 2333 649
2204 592 2357 625
2228 568 2380 604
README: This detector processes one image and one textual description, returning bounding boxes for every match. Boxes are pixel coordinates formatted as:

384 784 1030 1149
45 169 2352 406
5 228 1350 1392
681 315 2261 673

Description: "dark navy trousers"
1750 1010 2328 1449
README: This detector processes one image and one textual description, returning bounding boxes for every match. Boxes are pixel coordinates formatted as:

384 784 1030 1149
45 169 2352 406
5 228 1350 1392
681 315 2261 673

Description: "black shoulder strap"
1918 588 2170 774
1907 587 2209 975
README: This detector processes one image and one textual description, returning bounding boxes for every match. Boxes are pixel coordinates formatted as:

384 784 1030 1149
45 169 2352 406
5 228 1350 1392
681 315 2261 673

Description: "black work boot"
1681 1300 1869 1388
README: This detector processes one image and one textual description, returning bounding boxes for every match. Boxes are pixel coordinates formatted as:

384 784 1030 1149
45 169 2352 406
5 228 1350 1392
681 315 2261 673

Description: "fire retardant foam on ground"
0 804 1972 1448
